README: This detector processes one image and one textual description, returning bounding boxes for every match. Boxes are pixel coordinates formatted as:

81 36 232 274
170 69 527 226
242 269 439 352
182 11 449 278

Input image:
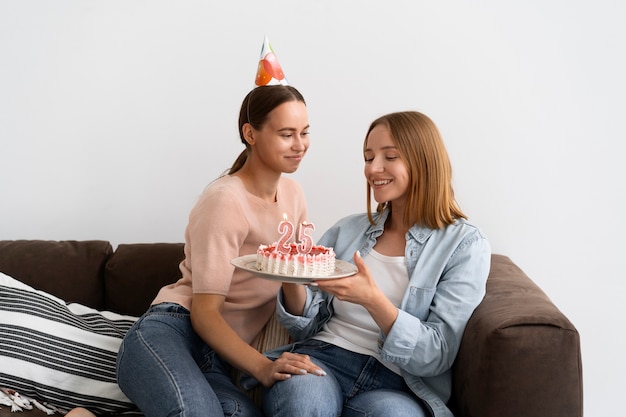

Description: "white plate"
230 254 357 283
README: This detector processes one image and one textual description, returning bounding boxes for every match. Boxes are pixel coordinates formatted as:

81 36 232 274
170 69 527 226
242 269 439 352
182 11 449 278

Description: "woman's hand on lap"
258 352 326 387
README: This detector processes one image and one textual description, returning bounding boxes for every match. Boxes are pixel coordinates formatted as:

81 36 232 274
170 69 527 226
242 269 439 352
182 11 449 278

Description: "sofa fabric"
451 255 583 417
104 243 184 317
0 240 113 310
0 240 583 417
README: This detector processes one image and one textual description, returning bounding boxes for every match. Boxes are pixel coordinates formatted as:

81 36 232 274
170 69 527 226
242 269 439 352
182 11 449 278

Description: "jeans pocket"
198 349 218 373
290 339 334 355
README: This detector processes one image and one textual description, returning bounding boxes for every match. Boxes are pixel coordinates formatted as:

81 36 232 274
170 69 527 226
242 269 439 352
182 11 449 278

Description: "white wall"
1 1 624 414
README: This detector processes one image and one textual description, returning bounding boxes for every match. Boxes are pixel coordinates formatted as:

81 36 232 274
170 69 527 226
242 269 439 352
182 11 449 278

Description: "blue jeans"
263 340 429 417
116 303 262 417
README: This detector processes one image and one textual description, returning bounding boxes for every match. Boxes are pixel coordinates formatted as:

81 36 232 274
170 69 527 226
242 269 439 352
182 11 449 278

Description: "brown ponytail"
228 149 249 175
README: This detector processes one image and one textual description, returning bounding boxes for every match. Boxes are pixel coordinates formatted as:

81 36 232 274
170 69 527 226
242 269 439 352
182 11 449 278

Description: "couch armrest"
451 255 583 417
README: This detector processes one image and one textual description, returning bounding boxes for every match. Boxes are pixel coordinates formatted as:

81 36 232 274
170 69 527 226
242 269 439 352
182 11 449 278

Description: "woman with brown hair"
116 85 324 417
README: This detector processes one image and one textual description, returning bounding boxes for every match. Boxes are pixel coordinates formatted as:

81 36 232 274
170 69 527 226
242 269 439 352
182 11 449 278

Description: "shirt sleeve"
186 186 249 295
380 231 491 377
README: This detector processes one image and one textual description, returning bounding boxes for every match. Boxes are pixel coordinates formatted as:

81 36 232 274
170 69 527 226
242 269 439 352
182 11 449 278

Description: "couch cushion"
0 272 137 415
104 243 185 316
0 240 112 310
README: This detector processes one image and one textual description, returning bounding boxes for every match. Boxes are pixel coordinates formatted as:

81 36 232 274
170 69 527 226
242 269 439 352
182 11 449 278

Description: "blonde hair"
365 111 466 229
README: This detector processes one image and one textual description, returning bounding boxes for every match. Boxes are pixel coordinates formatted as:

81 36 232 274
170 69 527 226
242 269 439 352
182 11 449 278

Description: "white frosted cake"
256 243 336 277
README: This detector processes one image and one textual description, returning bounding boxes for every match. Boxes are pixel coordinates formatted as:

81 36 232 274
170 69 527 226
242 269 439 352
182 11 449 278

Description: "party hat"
255 36 288 86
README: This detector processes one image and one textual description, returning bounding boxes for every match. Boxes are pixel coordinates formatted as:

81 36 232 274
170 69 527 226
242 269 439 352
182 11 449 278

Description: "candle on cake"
276 214 295 254
297 222 315 254
276 215 316 255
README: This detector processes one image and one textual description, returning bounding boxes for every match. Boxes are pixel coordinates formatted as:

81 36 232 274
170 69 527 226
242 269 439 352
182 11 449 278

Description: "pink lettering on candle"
297 222 315 254
277 214 295 254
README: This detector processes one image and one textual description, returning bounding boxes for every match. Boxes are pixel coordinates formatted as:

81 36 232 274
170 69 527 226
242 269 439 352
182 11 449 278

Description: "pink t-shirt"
152 174 308 345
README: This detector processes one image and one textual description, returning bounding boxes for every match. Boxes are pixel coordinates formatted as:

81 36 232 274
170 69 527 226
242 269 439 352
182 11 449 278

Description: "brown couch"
0 240 583 417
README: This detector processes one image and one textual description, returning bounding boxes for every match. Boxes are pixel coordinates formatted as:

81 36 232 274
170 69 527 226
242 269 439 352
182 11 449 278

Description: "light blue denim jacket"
273 209 491 417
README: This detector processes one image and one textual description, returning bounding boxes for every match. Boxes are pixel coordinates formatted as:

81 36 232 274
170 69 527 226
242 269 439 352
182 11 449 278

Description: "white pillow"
0 272 138 414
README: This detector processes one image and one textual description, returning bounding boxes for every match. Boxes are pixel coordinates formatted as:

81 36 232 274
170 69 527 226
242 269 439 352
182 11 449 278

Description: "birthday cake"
256 243 336 277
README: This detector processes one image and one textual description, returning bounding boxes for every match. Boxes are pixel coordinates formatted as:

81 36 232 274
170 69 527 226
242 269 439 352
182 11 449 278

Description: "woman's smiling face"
363 124 410 205
252 100 310 174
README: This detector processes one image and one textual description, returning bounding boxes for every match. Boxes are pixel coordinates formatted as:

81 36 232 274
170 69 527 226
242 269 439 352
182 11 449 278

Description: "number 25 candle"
276 214 315 255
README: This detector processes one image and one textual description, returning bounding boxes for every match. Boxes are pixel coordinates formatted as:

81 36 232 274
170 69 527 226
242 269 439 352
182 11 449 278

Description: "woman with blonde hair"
264 111 491 417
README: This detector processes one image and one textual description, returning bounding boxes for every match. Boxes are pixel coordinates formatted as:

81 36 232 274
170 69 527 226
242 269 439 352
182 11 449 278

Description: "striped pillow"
0 272 138 414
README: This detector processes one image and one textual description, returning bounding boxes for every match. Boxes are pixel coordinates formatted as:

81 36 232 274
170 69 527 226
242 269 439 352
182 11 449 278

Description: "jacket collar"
367 208 435 244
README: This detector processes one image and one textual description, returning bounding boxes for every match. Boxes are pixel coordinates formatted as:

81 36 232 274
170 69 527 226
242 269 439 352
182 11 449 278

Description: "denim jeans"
263 339 429 417
116 303 262 417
